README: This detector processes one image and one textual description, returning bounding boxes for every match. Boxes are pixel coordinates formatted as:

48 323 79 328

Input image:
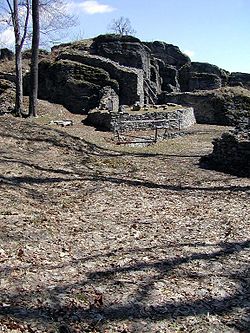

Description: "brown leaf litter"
0 104 249 333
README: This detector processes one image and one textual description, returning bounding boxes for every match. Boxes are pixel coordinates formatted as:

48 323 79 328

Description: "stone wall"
200 120 250 177
86 107 195 132
98 86 119 112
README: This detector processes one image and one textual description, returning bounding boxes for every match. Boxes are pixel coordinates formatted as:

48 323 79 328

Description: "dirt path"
0 106 249 333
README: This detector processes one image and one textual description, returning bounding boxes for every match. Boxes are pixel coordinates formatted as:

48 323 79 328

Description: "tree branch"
20 0 30 48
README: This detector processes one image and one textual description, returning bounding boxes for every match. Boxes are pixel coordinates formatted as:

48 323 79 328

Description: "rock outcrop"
229 72 250 90
2 34 249 125
0 77 15 113
90 35 163 102
0 48 14 61
179 62 229 92
42 34 250 120
159 87 250 125
144 41 190 69
37 58 119 113
57 51 144 106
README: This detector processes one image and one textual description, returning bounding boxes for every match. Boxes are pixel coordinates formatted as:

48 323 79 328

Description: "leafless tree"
108 16 136 36
37 0 77 47
4 0 30 116
28 0 39 117
0 0 77 117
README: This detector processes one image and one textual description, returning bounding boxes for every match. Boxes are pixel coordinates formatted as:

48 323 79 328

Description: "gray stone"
37 58 119 113
58 52 144 106
90 34 161 103
229 72 250 90
86 106 195 132
0 48 14 61
201 124 250 177
159 87 250 125
144 41 190 69
178 62 229 92
50 120 73 127
98 86 119 112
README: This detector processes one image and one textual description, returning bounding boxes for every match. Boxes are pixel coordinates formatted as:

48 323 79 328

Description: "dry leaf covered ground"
0 102 249 333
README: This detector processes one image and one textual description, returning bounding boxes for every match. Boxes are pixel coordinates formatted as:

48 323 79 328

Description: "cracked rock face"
2 34 250 125
160 87 250 125
36 58 119 114
0 48 14 61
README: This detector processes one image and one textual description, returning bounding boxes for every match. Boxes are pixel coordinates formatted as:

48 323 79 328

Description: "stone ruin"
200 117 250 177
32 34 250 126
86 102 196 133
1 34 250 132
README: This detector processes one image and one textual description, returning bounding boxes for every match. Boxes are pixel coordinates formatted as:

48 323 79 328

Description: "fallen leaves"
0 116 249 332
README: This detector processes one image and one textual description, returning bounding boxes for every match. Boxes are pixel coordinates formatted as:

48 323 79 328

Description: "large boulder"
159 87 250 125
57 51 144 106
229 72 250 90
37 58 119 113
179 62 229 92
0 48 14 61
144 41 190 69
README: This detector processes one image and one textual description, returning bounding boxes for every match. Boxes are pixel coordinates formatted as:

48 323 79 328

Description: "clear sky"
1 0 250 73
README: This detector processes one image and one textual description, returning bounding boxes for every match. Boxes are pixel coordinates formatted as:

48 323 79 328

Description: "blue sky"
66 0 250 73
0 0 249 73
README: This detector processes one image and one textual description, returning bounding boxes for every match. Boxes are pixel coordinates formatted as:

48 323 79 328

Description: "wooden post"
154 127 158 142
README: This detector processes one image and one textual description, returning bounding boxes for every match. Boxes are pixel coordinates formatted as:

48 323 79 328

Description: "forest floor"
0 101 249 333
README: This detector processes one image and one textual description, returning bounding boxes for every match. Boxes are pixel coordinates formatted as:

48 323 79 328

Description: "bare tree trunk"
7 0 30 116
14 43 23 116
29 0 40 117
13 0 23 116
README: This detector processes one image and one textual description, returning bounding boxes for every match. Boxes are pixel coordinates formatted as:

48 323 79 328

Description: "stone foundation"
86 107 196 132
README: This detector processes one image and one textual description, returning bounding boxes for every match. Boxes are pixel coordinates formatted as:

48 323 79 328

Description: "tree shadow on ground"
1 118 249 331
1 118 247 191
0 117 222 159
1 172 249 194
0 240 249 332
